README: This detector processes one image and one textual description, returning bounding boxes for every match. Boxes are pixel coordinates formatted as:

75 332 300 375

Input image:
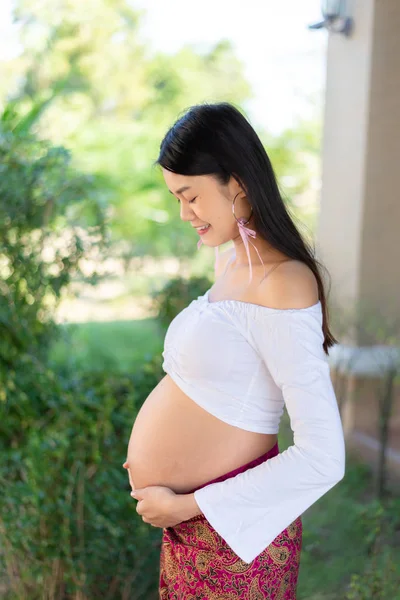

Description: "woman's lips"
197 225 211 235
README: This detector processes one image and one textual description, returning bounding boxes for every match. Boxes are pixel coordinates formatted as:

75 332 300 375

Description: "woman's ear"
231 173 248 197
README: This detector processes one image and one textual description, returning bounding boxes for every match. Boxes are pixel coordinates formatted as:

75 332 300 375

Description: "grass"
50 317 163 372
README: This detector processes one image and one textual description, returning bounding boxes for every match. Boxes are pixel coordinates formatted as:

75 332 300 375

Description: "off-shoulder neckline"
203 289 322 314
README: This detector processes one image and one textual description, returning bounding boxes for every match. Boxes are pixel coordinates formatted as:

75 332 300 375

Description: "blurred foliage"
0 364 165 599
151 274 212 331
343 499 400 599
1 0 252 263
0 0 322 267
0 101 163 598
50 317 163 374
0 107 110 445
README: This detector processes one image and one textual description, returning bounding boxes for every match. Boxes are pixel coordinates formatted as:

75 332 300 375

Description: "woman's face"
161 168 244 247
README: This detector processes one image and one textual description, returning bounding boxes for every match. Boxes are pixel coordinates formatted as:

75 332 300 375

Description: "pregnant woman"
124 102 345 599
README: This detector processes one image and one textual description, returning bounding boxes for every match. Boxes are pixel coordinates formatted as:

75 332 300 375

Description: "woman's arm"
193 308 345 563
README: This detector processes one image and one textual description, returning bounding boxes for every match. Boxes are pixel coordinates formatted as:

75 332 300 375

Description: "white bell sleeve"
193 307 345 564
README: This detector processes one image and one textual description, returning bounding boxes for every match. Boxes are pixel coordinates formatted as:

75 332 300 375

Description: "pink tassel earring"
232 192 265 285
197 192 264 283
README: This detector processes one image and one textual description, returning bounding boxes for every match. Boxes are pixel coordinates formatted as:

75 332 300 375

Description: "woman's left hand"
130 485 186 528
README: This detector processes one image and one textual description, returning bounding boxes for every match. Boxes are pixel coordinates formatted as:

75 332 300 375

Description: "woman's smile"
195 224 211 235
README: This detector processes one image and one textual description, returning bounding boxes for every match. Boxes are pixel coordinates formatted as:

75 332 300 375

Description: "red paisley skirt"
159 441 303 599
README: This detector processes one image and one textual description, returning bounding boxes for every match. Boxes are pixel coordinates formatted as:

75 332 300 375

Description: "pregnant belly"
126 374 277 494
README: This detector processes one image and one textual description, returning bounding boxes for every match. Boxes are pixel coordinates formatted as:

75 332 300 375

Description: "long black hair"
154 101 337 354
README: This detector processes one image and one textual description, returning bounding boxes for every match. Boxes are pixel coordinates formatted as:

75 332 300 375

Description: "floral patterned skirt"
159 442 303 599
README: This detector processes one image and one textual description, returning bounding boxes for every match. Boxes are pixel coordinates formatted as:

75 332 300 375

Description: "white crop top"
161 287 346 563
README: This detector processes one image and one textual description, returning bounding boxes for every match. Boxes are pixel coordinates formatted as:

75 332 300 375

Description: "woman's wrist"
176 493 203 521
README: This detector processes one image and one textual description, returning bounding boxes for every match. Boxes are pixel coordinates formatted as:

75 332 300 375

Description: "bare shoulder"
255 259 319 310
215 246 235 280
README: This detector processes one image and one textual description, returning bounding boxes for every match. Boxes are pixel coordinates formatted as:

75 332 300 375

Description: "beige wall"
318 0 400 482
316 0 400 343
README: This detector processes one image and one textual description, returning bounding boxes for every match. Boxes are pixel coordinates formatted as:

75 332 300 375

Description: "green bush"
0 360 164 599
344 499 400 599
0 111 165 598
151 274 212 331
0 114 107 448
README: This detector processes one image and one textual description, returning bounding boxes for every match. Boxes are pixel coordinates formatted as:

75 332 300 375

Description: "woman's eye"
177 196 197 204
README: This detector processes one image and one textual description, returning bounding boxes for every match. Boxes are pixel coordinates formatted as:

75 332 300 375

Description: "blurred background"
0 0 399 598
